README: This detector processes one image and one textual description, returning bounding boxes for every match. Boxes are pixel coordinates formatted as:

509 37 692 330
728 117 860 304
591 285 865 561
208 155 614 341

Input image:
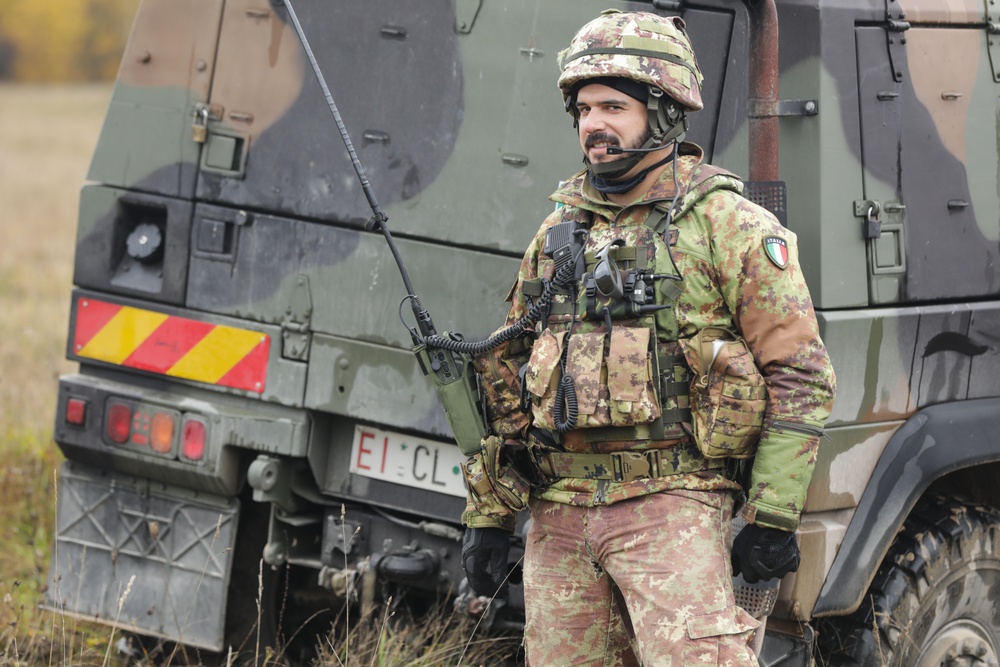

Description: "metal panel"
87 0 224 198
196 0 737 254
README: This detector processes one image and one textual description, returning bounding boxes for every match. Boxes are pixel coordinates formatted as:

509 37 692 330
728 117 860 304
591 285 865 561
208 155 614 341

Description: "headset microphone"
606 143 674 155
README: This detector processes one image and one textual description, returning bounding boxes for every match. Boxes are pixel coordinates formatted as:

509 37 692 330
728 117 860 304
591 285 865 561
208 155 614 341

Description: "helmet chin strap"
589 144 676 194
584 84 688 187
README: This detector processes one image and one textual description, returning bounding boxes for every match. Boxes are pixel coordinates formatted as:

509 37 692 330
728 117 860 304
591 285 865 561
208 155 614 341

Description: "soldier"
460 9 836 666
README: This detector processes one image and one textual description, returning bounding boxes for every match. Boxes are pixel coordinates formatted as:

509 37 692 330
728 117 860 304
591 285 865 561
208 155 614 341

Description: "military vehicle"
47 0 1000 664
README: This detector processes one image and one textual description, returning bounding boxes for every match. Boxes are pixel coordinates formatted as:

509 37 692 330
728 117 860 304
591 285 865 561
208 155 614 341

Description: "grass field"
0 83 114 664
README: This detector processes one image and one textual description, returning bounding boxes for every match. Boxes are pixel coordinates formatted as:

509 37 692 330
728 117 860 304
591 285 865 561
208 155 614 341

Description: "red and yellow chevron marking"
72 297 270 393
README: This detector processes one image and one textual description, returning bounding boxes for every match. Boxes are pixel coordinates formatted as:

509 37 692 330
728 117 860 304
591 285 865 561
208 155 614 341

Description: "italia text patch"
763 236 788 269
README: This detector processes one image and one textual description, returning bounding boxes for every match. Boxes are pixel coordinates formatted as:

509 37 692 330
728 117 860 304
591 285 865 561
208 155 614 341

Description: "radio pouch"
414 342 487 456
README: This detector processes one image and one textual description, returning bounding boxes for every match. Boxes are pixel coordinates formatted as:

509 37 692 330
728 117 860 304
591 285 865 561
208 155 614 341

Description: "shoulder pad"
673 164 744 221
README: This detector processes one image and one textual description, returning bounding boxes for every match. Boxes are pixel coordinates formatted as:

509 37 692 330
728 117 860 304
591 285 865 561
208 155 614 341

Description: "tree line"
0 0 138 82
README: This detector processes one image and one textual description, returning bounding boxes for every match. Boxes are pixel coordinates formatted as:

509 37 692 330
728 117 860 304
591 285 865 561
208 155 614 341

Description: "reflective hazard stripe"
73 297 270 393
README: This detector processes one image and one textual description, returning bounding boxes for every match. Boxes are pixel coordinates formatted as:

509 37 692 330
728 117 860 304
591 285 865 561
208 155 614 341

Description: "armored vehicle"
48 0 1000 664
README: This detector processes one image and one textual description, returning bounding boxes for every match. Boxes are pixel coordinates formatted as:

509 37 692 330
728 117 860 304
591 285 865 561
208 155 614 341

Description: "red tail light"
181 418 206 462
65 398 88 426
106 402 132 444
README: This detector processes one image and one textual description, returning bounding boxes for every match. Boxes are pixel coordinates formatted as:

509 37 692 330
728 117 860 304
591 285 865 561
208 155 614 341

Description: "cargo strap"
536 447 722 483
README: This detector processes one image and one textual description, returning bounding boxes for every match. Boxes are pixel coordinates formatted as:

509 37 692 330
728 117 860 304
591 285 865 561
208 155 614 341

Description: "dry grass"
0 83 105 437
315 601 521 667
0 83 116 665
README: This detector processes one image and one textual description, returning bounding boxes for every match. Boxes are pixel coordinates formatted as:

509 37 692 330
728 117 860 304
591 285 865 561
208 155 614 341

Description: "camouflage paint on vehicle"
46 0 1000 664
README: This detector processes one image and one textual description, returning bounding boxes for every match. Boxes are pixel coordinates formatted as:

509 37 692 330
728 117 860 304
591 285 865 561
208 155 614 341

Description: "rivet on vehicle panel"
196 60 207 72
255 382 262 390
338 359 350 370
138 51 152 64
82 300 89 308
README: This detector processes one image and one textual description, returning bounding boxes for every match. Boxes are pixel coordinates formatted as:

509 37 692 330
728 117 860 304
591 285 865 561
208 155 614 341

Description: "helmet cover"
557 9 704 112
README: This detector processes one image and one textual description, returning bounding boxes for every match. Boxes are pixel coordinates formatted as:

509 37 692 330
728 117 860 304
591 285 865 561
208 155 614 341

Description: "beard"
584 126 654 163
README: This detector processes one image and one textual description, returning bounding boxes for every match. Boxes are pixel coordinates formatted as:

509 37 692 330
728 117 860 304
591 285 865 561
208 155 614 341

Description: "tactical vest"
520 165 744 452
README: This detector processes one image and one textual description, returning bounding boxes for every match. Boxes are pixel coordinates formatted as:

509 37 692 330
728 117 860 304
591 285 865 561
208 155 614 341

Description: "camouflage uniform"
462 8 835 666
465 142 836 531
463 141 835 664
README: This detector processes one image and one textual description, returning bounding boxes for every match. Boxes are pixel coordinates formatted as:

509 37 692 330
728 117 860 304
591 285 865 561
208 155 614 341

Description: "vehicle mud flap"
45 462 239 652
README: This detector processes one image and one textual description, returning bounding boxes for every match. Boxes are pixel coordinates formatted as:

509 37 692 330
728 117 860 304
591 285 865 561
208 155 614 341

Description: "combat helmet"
558 9 704 183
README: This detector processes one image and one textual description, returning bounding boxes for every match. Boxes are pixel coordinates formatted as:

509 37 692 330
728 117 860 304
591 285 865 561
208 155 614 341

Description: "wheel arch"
812 397 1000 618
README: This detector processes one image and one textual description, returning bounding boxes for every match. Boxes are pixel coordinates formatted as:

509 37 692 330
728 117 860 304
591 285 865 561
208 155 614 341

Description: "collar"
550 142 708 217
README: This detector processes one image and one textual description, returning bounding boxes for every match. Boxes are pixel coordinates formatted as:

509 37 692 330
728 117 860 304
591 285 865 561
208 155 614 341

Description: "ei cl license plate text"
350 425 467 498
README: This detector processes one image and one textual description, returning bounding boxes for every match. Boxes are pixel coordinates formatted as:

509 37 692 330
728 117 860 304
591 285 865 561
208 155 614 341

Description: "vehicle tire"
817 495 1000 667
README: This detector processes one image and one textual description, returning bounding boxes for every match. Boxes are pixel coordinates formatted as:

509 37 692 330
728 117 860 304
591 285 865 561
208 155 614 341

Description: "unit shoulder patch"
763 236 788 269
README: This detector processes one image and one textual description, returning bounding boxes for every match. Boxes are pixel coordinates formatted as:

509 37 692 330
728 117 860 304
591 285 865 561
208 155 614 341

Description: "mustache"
584 132 620 150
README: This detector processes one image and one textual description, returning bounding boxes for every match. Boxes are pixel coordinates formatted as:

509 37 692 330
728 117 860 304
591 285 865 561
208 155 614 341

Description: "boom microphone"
606 143 674 155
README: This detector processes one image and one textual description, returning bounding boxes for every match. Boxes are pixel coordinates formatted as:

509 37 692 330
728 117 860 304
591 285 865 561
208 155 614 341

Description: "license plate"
350 425 467 498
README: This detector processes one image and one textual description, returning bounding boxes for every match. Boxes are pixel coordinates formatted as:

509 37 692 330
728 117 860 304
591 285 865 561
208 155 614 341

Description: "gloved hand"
462 527 512 598
731 523 800 584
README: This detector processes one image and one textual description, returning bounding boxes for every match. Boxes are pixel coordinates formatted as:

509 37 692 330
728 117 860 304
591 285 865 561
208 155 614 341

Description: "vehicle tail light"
106 401 132 444
181 418 207 462
150 412 175 453
65 398 88 426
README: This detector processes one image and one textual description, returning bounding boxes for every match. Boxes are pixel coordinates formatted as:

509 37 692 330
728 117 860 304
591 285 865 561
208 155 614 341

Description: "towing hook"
374 549 439 583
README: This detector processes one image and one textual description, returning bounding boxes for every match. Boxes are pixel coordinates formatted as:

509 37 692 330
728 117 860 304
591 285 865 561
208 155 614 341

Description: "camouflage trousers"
523 490 759 666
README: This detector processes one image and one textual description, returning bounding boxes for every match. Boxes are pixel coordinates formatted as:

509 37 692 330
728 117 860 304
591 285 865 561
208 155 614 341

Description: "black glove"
462 527 512 598
731 523 800 584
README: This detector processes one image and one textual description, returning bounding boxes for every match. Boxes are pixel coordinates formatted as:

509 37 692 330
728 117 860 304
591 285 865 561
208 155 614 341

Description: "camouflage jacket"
464 142 836 532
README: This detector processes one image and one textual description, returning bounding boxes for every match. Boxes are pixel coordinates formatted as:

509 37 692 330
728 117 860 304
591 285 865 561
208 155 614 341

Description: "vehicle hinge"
454 0 482 34
281 274 312 361
986 0 1000 82
884 0 910 82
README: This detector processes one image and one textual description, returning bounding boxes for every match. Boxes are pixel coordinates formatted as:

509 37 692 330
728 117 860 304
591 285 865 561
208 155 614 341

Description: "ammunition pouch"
679 327 767 459
524 326 661 431
461 435 531 516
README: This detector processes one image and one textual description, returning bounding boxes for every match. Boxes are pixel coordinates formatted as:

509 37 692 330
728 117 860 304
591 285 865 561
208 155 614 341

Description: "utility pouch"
524 326 659 430
461 435 530 515
679 328 766 459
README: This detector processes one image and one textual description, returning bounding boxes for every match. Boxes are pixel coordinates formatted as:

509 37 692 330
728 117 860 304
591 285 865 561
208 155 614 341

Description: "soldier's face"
575 83 649 164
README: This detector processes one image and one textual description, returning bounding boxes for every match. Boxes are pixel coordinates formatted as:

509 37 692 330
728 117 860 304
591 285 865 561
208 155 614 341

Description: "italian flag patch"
763 236 788 269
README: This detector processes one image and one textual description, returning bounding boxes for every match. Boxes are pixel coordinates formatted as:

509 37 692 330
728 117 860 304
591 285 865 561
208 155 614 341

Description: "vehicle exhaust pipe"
746 0 779 182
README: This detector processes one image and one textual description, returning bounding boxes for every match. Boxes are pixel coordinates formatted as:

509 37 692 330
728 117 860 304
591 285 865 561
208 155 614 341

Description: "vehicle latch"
191 102 223 144
854 200 882 240
281 275 312 361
